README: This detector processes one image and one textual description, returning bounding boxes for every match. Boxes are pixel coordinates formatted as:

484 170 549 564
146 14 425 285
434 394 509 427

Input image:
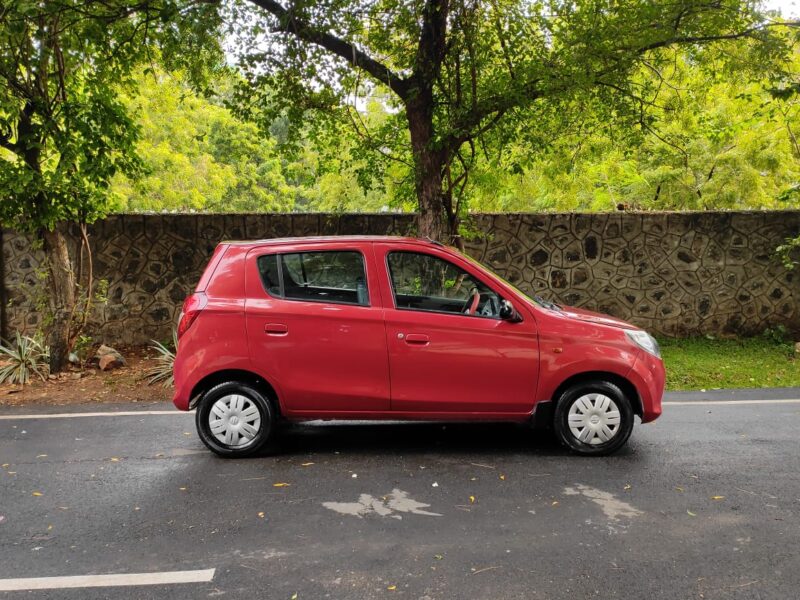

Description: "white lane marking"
0 410 191 420
664 399 800 406
0 569 215 591
0 398 798 421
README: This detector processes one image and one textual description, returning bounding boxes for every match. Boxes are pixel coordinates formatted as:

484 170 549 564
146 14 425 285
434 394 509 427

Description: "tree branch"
634 20 800 54
244 0 410 100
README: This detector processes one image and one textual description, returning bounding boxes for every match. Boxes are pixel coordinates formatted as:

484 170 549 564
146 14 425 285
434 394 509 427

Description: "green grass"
658 336 800 391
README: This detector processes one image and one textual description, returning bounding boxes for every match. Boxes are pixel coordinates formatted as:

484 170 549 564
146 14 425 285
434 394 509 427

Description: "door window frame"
384 249 504 319
256 249 371 307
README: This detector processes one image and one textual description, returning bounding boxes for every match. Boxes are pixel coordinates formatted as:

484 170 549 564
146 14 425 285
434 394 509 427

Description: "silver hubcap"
209 394 262 447
568 393 621 445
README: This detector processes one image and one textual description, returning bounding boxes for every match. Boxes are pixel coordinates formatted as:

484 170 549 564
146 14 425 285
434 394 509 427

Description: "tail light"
177 292 208 338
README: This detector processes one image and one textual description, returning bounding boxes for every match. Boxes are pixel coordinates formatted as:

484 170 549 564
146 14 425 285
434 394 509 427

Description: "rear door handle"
404 333 429 345
264 323 288 335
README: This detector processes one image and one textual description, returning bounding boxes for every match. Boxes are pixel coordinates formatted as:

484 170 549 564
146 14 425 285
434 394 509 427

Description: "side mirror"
500 300 522 322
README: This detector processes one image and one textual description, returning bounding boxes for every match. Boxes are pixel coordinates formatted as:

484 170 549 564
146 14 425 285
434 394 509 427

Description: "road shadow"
270 421 591 458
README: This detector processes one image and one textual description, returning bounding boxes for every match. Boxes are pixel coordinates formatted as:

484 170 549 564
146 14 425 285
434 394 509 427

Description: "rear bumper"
171 348 194 411
628 353 665 423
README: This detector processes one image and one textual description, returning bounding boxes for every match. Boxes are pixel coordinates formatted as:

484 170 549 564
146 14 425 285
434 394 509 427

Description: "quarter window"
387 251 502 318
257 251 369 306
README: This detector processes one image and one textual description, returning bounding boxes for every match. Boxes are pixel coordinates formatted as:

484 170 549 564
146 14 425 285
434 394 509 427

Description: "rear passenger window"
256 251 369 306
257 254 282 297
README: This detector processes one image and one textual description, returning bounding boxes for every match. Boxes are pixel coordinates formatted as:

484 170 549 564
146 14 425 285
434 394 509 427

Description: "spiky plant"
0 332 50 385
145 330 177 387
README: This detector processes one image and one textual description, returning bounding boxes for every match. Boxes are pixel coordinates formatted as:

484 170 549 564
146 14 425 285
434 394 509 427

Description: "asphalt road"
1 389 799 599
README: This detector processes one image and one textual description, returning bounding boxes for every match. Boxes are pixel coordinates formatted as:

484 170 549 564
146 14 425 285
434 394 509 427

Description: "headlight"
625 330 661 358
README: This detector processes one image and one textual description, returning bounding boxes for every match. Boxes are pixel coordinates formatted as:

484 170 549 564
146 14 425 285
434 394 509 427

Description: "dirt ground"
0 346 172 406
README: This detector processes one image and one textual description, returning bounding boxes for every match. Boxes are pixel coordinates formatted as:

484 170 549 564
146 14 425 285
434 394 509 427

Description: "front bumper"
628 352 665 423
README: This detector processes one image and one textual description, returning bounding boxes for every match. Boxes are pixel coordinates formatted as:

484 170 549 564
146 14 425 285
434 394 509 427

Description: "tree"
467 48 800 212
222 0 798 242
113 69 297 212
0 0 221 371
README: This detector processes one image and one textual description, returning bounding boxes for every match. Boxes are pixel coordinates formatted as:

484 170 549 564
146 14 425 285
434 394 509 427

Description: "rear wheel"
195 381 277 458
553 380 634 456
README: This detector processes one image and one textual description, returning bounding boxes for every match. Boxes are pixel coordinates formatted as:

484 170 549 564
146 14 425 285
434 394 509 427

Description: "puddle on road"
564 483 642 532
323 489 442 519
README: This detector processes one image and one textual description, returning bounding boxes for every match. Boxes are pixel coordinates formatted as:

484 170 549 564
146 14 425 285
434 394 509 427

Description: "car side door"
245 243 390 415
375 243 539 415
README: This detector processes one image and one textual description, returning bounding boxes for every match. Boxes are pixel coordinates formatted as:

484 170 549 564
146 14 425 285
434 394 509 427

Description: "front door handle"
264 323 288 335
404 333 430 345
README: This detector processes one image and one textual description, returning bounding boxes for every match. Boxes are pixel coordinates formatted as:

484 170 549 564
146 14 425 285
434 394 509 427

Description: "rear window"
257 251 369 306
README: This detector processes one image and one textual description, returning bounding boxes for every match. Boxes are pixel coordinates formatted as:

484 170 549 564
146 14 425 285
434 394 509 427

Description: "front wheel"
553 380 634 456
195 382 277 458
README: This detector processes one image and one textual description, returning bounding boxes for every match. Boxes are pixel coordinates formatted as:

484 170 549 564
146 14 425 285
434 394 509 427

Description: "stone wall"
2 211 799 344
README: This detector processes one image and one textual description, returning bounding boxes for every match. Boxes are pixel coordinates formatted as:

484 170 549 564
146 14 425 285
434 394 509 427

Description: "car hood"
551 305 638 330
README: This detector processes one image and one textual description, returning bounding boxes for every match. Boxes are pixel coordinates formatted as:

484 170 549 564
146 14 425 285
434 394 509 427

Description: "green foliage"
145 331 177 388
113 70 296 212
776 235 800 270
0 332 50 385
72 335 94 365
470 49 800 212
660 335 800 391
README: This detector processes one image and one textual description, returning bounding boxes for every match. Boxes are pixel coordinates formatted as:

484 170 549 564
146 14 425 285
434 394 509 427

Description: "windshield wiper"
533 295 562 310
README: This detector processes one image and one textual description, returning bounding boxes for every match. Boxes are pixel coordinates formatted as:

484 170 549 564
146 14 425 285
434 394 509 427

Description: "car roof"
223 235 443 248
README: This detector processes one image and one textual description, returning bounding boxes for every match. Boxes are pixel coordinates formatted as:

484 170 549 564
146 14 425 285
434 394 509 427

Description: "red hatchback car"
173 236 664 457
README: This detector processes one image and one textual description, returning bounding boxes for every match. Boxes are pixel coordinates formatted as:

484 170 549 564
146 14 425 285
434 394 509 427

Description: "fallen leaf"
179 487 187 491
387 585 397 591
711 496 725 501
290 594 298 600
36 454 47 458
2 464 9 468
273 483 290 487
624 484 631 490
47 525 52 531
258 512 265 518
434 554 443 560
499 474 506 481
674 486 684 492
469 495 476 504
300 462 314 467
110 457 120 462
687 510 696 517
551 501 559 506
32 491 43 497
183 432 192 436
432 482 439 488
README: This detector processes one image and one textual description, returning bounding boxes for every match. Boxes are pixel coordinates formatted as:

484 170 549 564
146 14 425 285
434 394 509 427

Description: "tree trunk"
408 98 448 241
41 224 76 373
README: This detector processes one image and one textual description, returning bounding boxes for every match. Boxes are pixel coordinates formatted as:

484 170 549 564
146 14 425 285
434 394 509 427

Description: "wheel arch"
550 371 642 418
189 369 282 416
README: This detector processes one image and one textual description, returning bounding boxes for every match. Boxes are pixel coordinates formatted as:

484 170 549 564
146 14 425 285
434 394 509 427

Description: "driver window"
387 251 501 318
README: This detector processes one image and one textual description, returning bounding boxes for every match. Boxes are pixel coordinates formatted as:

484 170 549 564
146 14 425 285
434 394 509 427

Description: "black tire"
553 380 634 456
195 381 278 458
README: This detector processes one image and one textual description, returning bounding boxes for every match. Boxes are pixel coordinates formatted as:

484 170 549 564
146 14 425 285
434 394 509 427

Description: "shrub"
0 332 50 385
145 330 176 387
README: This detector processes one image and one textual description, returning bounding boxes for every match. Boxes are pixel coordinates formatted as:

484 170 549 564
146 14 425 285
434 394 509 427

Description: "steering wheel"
461 288 481 315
